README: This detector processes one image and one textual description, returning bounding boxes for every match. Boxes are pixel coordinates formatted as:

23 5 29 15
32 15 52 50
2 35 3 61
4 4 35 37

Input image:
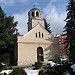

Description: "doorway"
37 47 44 61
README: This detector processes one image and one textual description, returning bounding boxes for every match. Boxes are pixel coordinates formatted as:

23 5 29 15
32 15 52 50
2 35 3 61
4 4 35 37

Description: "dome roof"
29 8 42 13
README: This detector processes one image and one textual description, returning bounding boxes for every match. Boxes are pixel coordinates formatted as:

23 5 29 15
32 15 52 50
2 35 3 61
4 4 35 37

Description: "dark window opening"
36 33 37 37
36 12 39 17
39 32 40 37
42 33 43 38
32 12 34 17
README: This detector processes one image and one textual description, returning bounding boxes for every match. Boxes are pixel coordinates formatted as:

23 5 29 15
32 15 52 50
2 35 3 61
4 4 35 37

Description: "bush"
0 74 2 75
38 69 45 75
34 61 42 69
3 73 7 75
9 67 27 75
7 66 13 70
45 69 58 75
0 62 8 71
0 63 2 71
55 63 73 75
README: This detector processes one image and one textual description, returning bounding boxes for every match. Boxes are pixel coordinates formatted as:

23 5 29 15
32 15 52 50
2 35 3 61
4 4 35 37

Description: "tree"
63 0 75 63
0 6 18 65
44 19 52 33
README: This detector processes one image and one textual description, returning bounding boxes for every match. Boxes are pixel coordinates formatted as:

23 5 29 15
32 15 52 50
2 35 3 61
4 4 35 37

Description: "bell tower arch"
28 8 45 31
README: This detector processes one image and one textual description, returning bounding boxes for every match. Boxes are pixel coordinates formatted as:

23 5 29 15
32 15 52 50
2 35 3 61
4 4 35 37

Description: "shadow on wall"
44 36 60 62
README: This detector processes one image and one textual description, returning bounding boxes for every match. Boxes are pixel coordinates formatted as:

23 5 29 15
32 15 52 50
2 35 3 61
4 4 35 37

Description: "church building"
17 8 60 66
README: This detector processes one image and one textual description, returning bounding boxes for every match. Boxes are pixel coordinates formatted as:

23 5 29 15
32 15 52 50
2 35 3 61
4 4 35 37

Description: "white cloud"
0 0 7 3
0 0 14 5
13 11 28 35
43 0 67 34
13 0 67 35
0 0 5 2
0 0 28 5
50 0 57 3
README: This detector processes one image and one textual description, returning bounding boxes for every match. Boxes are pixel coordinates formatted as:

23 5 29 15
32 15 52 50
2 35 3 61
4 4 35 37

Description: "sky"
0 0 68 35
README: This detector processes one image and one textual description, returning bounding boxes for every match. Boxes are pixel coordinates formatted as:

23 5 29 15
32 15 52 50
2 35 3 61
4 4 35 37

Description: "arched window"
32 12 34 17
36 12 39 17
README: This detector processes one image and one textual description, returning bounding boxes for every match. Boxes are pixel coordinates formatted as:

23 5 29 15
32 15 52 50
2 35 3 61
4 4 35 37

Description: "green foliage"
38 69 45 75
0 63 7 71
34 61 42 69
39 69 58 75
73 71 75 75
63 0 75 62
9 67 27 75
44 19 52 33
42 63 75 75
38 62 75 75
3 73 7 75
0 53 10 65
0 6 18 65
46 69 57 75
7 66 13 70
0 63 2 71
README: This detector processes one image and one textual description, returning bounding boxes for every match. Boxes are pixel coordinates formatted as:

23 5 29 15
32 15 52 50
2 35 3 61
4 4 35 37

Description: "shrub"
0 63 7 71
73 71 75 75
3 73 7 75
7 66 12 70
0 74 2 75
34 61 42 69
38 69 45 75
0 63 2 71
56 63 73 75
9 67 27 75
45 69 58 75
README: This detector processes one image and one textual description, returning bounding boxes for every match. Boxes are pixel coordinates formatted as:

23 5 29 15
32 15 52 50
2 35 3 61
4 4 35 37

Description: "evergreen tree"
63 0 75 62
0 6 18 65
44 19 52 33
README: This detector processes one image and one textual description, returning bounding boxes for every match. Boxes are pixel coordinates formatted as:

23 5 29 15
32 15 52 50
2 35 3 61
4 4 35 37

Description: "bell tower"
28 8 45 31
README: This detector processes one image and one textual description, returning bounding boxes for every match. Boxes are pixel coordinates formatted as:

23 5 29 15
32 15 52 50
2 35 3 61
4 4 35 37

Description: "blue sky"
0 0 68 35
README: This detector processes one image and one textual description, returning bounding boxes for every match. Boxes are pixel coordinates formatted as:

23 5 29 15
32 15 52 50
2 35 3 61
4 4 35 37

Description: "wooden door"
37 47 44 61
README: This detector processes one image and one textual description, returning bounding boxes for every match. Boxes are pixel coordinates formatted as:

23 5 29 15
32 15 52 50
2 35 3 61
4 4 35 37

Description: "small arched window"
32 12 34 17
36 12 39 17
